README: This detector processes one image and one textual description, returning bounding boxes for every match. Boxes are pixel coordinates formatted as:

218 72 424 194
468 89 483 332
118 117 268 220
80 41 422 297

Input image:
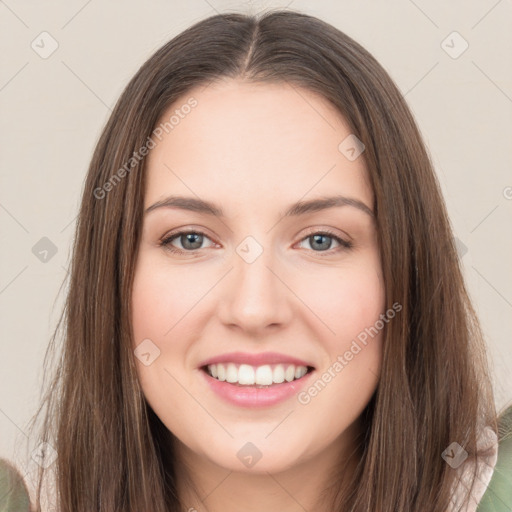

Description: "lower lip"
200 368 315 408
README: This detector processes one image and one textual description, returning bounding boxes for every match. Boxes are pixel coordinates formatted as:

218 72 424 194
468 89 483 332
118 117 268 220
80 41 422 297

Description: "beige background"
1 0 511 472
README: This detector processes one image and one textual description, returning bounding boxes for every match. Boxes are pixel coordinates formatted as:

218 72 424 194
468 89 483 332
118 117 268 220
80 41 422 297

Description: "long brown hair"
27 9 498 511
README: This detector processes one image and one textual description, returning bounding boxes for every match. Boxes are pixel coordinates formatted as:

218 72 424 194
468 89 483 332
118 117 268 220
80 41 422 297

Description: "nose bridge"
218 233 291 332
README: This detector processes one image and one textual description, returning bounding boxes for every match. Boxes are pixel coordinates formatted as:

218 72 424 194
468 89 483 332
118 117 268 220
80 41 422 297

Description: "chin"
196 435 311 475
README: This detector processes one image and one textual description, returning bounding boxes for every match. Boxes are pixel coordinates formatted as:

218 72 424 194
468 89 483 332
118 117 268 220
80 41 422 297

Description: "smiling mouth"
201 363 315 388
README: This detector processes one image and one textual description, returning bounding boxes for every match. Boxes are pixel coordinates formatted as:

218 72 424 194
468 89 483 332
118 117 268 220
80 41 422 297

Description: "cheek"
293 255 385 394
294 257 385 344
130 258 195 403
296 260 386 415
131 255 208 344
131 270 174 343
130 258 204 430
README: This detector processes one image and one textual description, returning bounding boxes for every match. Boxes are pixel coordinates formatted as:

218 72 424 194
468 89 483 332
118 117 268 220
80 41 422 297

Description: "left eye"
160 230 352 255
297 231 352 252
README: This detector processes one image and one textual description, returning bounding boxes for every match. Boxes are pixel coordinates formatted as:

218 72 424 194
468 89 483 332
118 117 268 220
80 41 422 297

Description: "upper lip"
199 351 315 369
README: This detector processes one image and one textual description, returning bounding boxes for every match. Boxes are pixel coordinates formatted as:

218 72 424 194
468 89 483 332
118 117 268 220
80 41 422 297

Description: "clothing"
449 425 499 511
477 406 512 512
0 459 31 512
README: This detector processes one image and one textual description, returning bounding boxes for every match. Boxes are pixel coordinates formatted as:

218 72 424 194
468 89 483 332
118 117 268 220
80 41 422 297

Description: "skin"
131 78 385 512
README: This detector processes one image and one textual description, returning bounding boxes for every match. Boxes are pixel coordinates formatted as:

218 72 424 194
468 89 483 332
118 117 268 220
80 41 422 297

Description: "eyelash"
159 228 353 256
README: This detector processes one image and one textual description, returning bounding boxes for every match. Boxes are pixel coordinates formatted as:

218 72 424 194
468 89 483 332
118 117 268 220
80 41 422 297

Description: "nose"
216 239 293 335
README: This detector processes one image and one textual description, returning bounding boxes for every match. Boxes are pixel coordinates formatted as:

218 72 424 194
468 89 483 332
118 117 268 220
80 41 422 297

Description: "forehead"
144 79 373 213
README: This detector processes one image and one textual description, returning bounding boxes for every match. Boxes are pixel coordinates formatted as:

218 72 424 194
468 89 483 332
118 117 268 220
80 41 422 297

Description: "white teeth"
226 363 238 383
255 365 273 385
206 363 310 385
295 366 307 379
217 363 226 381
238 364 255 385
273 364 285 383
285 365 295 382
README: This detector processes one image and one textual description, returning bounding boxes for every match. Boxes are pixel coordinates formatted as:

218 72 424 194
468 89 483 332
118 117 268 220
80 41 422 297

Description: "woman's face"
131 79 385 474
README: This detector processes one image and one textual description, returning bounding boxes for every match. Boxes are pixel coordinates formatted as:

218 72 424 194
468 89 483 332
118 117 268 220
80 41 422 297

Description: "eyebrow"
144 194 374 218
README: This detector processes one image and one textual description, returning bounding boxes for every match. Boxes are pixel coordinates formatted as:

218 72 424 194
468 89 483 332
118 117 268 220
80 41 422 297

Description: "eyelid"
299 226 352 244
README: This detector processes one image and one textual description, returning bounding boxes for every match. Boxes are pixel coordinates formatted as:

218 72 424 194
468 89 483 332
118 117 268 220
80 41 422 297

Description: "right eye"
160 230 216 254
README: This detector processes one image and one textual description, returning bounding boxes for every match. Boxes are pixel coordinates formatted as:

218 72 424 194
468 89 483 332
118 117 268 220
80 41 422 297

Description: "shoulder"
0 458 31 512
477 405 512 512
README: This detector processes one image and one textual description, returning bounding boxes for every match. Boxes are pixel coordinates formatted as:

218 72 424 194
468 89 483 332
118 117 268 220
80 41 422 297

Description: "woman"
10 9 511 512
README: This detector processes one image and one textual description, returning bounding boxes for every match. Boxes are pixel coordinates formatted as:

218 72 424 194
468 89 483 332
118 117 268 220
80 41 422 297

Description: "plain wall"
1 0 511 481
